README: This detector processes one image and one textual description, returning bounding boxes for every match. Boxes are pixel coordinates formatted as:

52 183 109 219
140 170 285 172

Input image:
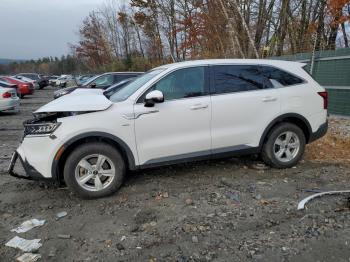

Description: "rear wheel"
64 142 125 199
261 123 306 168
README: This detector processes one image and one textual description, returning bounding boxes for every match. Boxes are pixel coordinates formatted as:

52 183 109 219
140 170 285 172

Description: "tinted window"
142 67 206 101
22 74 39 80
213 65 272 94
114 74 136 83
260 66 304 86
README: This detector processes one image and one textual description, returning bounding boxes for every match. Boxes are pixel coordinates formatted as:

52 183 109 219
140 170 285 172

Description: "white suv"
8 60 328 198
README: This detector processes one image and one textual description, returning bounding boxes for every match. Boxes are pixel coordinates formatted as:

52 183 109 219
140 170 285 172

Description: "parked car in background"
55 75 75 88
9 59 328 198
0 86 20 112
0 78 18 89
15 73 48 89
76 74 96 85
47 75 59 86
14 75 39 89
0 79 19 97
103 78 135 98
2 76 34 98
65 78 136 99
54 72 142 99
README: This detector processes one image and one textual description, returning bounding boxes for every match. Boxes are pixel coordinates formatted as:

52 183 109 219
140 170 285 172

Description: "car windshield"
109 69 165 103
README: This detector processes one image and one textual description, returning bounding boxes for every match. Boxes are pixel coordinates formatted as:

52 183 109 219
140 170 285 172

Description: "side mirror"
90 83 97 88
144 90 164 107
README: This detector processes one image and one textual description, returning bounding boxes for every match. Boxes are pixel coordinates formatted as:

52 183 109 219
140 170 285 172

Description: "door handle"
262 97 277 102
190 104 208 110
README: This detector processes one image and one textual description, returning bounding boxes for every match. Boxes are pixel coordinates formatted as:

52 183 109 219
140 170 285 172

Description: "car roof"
154 59 306 71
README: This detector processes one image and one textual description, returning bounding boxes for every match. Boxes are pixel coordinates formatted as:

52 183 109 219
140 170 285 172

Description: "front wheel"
261 123 306 168
64 142 125 199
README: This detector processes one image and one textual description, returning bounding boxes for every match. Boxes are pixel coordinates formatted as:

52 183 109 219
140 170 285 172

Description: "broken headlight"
24 122 61 136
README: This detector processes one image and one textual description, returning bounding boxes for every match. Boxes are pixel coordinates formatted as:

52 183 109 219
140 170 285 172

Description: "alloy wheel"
74 154 116 192
273 131 301 163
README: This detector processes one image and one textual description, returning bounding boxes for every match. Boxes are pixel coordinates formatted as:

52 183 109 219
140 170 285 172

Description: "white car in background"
55 75 75 88
0 87 20 112
8 59 328 199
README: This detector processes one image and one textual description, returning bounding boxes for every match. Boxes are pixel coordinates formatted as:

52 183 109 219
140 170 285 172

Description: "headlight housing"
24 122 61 136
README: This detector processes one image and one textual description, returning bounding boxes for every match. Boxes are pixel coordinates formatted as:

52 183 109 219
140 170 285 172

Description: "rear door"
210 64 281 152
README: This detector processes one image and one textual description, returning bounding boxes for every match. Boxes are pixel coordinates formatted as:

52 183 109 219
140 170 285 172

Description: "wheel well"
261 116 311 147
55 136 131 183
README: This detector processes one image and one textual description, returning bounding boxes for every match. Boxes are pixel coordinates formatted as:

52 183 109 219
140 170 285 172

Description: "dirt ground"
1 87 350 262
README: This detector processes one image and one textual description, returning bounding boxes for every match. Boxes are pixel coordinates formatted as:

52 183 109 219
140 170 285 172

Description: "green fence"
271 48 350 116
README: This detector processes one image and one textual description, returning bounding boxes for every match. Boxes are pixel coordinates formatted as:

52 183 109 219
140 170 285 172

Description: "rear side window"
213 65 273 94
260 66 304 86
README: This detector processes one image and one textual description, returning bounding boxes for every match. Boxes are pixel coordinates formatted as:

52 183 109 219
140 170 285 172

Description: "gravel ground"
1 87 350 262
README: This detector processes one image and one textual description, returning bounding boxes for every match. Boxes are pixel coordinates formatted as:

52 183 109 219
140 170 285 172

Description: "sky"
0 0 107 60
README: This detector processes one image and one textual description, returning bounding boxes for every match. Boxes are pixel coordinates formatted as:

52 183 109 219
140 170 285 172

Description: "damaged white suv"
9 60 328 198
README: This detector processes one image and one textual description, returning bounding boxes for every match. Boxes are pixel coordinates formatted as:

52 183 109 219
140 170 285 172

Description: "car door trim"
123 110 160 120
139 144 258 169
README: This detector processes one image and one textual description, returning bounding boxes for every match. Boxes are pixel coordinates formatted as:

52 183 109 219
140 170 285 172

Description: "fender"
51 132 137 182
259 113 312 148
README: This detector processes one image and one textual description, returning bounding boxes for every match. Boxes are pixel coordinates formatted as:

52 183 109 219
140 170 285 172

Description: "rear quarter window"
260 66 304 86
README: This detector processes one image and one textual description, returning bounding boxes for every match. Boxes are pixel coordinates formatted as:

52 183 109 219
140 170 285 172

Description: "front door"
134 66 211 166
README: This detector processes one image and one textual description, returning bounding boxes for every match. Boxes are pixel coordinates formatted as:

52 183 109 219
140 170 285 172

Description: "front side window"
213 65 272 94
141 67 207 102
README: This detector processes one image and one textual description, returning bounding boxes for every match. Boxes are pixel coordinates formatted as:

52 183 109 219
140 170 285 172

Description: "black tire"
261 123 306 169
64 142 125 199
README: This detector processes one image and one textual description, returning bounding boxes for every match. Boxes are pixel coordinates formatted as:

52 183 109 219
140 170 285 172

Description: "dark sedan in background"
53 72 143 99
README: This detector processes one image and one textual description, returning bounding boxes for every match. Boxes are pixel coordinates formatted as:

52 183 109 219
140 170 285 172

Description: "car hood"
69 88 104 96
54 86 78 94
35 92 112 113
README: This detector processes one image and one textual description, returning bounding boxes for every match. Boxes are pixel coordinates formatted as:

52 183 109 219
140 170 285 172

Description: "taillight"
318 91 328 110
2 92 11 98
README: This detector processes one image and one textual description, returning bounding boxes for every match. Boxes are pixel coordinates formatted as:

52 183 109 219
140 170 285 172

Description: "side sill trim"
138 145 259 169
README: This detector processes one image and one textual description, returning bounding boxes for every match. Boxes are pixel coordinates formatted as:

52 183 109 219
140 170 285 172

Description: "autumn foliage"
2 0 350 74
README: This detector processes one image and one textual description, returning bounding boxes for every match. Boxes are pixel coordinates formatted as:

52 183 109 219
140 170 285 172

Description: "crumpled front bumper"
8 151 51 181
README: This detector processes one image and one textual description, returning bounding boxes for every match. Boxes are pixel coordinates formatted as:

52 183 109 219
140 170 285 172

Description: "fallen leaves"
305 118 350 163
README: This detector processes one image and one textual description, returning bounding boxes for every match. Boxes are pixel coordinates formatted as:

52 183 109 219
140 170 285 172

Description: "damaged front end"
8 111 86 181
8 91 113 182
22 112 83 139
